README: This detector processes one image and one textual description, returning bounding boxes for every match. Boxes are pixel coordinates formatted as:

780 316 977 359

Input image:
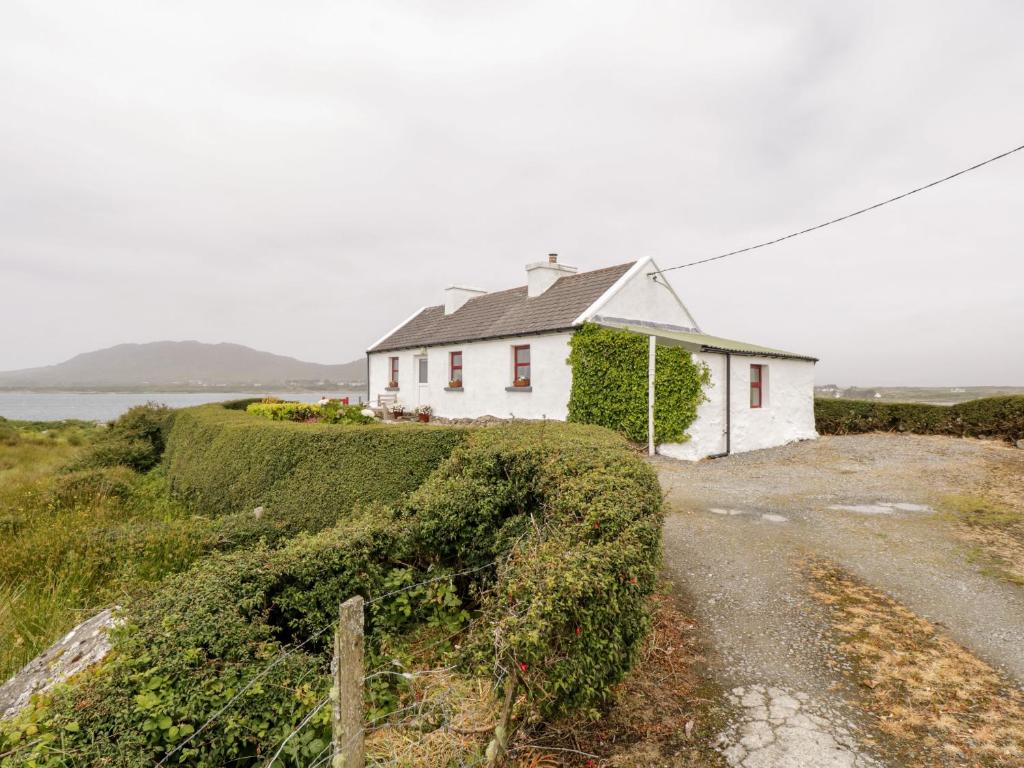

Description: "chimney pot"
548 253 558 264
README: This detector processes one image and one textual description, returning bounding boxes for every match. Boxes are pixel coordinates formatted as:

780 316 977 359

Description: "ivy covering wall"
567 323 710 444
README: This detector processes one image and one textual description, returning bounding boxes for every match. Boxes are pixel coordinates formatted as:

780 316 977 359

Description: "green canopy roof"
606 324 818 362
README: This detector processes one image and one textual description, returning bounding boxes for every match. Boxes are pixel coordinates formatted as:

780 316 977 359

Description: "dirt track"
654 434 1024 767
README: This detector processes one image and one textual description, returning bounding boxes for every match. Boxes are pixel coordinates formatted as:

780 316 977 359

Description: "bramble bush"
814 396 1024 442
0 420 662 765
567 323 710 444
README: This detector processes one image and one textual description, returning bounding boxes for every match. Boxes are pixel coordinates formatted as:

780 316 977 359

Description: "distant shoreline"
0 386 367 395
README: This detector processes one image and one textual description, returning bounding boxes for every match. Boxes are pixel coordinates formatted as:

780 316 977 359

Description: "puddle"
761 513 788 523
709 508 747 516
828 501 933 515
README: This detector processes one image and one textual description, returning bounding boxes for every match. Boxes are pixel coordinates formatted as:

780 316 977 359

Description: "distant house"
367 255 817 460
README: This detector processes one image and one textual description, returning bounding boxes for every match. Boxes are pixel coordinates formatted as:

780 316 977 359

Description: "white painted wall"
660 353 817 461
368 332 574 420
581 257 699 330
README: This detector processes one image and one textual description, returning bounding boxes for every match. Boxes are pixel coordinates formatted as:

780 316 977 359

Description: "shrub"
0 418 18 446
814 396 1024 442
219 397 263 411
567 323 710 444
70 403 175 472
0 422 662 764
397 422 663 719
48 466 138 509
163 405 468 534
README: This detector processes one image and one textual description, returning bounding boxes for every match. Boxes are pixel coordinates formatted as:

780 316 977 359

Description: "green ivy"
567 323 710 444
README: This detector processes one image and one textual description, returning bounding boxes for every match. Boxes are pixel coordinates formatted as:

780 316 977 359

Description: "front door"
415 355 429 406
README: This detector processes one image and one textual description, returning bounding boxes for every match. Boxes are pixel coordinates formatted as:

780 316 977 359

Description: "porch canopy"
593 321 818 362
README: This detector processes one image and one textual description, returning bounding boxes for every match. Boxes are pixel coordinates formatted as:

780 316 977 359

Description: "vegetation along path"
655 434 1024 767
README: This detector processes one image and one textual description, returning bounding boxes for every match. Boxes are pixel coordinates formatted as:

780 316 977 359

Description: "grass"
941 494 1024 587
807 558 1024 767
0 422 211 678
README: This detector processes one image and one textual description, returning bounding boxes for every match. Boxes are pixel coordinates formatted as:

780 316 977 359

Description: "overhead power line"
648 141 1024 276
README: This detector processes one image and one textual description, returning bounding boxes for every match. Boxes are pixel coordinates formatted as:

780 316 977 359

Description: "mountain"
0 342 366 391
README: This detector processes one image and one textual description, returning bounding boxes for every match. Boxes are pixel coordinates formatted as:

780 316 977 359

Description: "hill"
0 341 366 391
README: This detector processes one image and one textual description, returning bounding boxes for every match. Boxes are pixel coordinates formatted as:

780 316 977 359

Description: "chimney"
526 253 577 297
444 285 487 315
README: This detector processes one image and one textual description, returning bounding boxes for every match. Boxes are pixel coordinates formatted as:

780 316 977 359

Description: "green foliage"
164 405 467 535
567 323 710 444
814 396 1024 441
246 400 373 425
0 417 19 446
218 397 263 411
398 422 663 719
0 421 661 764
71 403 175 472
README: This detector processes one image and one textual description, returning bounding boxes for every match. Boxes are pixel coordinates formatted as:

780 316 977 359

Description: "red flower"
575 626 581 636
629 576 638 586
518 662 529 673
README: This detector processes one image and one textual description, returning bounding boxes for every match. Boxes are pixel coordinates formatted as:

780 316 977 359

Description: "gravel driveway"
654 434 1024 767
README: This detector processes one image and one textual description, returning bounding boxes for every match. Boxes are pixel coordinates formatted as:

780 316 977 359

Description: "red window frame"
449 351 463 384
388 356 399 387
750 364 763 409
513 344 531 384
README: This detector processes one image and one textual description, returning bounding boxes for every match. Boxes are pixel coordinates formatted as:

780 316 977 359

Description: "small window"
750 364 764 408
418 356 428 384
449 351 463 385
513 344 531 385
388 357 399 387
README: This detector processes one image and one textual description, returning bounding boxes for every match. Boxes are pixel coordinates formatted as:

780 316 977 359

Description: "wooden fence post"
332 596 364 768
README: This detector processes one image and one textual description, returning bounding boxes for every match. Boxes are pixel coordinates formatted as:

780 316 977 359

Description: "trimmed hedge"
814 396 1024 441
162 405 468 535
0 422 662 765
567 323 710 444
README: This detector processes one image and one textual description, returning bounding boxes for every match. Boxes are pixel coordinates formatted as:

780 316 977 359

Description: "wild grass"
941 494 1024 587
0 423 209 678
807 558 1024 767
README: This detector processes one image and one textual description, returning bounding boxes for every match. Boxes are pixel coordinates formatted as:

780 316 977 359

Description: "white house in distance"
366 255 818 460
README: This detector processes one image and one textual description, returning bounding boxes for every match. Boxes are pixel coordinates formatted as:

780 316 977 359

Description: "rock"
252 506 265 518
1016 439 1024 450
0 608 119 721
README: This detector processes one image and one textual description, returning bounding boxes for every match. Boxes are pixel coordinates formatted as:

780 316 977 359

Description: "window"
513 344 531 384
417 356 428 384
449 351 463 385
750 364 765 408
388 357 399 387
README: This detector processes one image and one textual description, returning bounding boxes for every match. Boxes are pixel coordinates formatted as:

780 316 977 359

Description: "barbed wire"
260 695 330 768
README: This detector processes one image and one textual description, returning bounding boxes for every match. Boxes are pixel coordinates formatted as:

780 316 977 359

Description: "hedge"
162 404 468 535
814 396 1024 441
246 401 372 425
0 422 662 765
567 323 710 444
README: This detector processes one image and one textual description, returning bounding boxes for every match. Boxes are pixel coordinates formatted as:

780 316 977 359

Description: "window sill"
444 386 464 392
385 386 399 392
505 386 532 392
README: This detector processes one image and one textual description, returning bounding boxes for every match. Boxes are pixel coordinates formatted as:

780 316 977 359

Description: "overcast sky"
1 1 1021 385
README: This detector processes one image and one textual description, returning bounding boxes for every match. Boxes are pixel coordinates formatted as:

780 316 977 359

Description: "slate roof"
369 262 634 353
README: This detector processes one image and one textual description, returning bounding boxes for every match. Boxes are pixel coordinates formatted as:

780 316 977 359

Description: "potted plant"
388 380 399 389
448 378 462 389
390 403 405 419
512 377 531 388
415 404 433 423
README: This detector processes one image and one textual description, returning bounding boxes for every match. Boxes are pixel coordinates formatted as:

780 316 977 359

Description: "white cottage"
367 255 817 460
